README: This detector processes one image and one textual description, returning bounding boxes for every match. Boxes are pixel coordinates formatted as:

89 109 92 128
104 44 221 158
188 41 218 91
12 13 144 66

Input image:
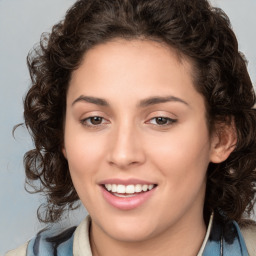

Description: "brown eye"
155 117 169 125
90 116 103 125
80 116 107 127
147 116 177 126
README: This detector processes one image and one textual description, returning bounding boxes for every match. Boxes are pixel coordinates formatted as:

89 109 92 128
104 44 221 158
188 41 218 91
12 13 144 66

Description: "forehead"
77 39 192 78
67 39 203 111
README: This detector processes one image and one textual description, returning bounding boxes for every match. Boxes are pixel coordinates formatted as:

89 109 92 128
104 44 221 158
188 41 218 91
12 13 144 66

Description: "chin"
100 216 160 242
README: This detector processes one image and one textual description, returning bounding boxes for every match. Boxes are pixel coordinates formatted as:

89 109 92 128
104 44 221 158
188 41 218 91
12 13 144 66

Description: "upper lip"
99 178 157 185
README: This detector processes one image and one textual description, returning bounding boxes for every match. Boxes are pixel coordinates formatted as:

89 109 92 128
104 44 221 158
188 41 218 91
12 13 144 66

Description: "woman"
6 0 256 255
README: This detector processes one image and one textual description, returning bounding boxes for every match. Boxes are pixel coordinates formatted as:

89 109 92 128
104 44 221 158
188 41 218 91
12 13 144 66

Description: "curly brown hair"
22 0 256 223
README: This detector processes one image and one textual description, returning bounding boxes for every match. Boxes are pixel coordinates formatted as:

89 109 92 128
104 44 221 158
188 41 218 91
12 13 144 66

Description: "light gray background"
0 0 256 255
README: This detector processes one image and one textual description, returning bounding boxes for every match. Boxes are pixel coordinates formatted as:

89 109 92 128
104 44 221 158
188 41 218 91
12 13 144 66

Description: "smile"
100 181 157 210
104 184 155 195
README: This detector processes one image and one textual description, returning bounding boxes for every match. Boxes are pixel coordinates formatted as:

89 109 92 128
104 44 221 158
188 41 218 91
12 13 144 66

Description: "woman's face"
63 39 218 242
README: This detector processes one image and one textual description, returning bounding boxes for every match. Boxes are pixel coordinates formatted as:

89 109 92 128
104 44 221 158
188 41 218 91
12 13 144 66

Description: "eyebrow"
138 96 189 108
72 95 109 106
72 95 189 108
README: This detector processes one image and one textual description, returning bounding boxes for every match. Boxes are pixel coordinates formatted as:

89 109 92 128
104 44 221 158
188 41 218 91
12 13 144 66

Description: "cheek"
64 130 108 208
148 120 211 182
64 125 107 181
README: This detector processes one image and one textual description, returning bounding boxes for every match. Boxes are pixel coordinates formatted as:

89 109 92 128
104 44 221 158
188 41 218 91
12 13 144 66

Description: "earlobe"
62 147 67 159
210 119 237 164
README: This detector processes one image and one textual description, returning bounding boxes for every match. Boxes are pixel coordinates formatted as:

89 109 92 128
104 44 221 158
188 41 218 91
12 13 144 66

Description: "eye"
147 117 177 126
80 116 109 127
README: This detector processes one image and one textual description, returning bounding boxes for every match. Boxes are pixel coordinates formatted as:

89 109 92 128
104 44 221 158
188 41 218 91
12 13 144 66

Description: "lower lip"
101 186 156 210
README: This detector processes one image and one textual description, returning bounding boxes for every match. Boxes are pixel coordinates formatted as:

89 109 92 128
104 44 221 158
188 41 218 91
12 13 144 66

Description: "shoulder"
240 220 256 256
5 224 77 256
4 216 92 256
5 242 28 256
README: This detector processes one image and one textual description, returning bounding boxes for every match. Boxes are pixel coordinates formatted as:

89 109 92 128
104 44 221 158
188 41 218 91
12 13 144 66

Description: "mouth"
100 181 158 210
102 183 157 198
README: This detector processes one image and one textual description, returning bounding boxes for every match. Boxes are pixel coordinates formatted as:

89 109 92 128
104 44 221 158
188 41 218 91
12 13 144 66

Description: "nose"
107 122 146 170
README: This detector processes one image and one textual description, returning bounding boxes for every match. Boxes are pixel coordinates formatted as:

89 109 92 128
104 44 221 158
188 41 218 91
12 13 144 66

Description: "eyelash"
80 116 108 129
80 116 177 129
147 116 177 126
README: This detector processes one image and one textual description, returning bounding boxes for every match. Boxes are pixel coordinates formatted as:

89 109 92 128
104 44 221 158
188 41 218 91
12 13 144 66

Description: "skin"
63 39 235 256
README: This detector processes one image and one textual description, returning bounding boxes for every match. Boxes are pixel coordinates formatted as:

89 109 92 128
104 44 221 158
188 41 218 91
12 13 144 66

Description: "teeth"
126 185 135 194
104 184 155 194
117 185 126 193
112 184 117 192
142 185 148 191
114 193 136 198
135 184 142 192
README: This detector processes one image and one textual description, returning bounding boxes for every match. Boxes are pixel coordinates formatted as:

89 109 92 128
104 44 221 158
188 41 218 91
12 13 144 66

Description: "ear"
62 146 67 159
210 118 237 163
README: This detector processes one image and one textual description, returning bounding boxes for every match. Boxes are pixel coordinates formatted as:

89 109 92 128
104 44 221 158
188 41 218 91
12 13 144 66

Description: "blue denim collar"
203 218 249 256
26 215 249 256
